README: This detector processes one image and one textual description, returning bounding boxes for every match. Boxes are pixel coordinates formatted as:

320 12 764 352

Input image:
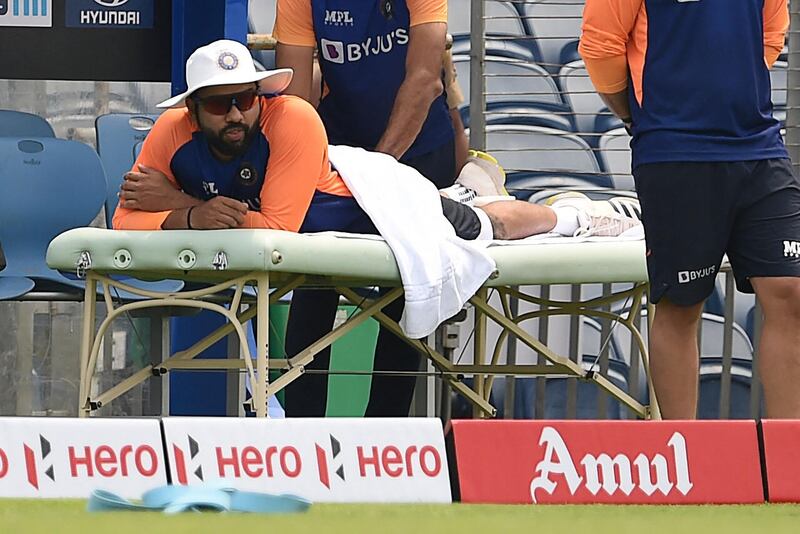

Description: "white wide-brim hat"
157 39 293 109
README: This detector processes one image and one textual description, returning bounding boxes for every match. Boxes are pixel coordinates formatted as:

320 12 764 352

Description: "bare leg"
649 299 703 419
751 276 800 418
478 200 556 239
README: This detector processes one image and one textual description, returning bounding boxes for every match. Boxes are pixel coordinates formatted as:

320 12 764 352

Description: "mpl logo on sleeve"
0 0 52 27
0 418 167 498
451 420 763 504
65 0 153 28
163 418 451 503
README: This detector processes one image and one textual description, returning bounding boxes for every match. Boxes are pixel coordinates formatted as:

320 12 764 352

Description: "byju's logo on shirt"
320 29 409 64
324 9 353 25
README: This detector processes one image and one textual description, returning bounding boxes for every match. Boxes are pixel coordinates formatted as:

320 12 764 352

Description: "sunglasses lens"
236 91 257 111
201 91 258 115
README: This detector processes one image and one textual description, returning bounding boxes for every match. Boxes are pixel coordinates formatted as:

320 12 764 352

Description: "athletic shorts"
300 191 491 241
633 158 800 305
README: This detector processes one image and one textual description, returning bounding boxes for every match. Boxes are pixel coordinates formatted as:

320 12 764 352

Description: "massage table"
46 228 658 419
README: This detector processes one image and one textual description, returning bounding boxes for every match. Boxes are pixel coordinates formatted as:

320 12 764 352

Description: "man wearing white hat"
115 39 641 416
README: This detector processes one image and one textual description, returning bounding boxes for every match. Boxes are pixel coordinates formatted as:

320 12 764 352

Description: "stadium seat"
506 171 612 199
450 37 540 63
448 0 528 39
507 357 631 419
0 110 55 138
0 138 106 299
597 127 634 190
519 0 584 73
461 101 575 131
453 55 563 108
614 310 754 363
697 357 762 419
95 113 159 228
479 124 601 174
558 60 614 134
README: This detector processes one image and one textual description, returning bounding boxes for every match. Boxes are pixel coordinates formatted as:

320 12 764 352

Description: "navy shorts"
633 158 800 305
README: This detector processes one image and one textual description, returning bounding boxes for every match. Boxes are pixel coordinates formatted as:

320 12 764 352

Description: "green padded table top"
46 228 648 287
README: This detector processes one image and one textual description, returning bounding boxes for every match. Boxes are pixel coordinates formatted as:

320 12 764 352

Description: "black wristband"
186 206 195 229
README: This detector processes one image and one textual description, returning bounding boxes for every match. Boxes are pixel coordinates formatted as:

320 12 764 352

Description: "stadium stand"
461 101 575 131
518 0 584 73
482 124 601 174
453 55 563 107
597 127 634 190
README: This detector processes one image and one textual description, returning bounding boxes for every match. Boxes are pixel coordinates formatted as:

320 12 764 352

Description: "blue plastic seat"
697 357 762 419
448 0 528 40
597 127 633 190
0 110 55 138
453 55 563 108
0 138 106 299
451 36 541 64
506 171 612 200
519 0 585 73
95 113 159 228
480 124 601 175
461 101 575 131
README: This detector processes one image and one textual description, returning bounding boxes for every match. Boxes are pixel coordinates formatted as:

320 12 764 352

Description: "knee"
653 299 704 329
756 278 800 320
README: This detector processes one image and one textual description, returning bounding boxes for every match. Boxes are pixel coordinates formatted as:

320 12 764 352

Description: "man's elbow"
412 72 445 103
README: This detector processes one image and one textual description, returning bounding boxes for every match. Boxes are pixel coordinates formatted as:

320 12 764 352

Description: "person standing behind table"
580 0 800 418
273 0 457 418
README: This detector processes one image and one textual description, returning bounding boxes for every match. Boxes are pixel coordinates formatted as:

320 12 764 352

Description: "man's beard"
205 121 258 159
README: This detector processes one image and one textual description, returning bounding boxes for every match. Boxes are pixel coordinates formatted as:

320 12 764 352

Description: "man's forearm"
375 75 443 159
161 206 192 229
599 89 632 122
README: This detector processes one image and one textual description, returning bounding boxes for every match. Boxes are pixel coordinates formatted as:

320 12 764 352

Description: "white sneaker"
441 150 515 206
546 192 643 238
458 150 509 196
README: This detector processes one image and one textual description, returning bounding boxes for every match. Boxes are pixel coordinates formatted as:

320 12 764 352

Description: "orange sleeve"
242 96 340 231
764 0 789 68
273 0 316 47
112 109 192 230
408 0 447 27
579 0 644 93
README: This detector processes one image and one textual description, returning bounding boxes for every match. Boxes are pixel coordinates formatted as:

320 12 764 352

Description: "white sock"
551 206 581 236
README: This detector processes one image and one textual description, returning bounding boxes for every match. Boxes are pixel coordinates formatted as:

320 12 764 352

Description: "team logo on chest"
237 162 258 186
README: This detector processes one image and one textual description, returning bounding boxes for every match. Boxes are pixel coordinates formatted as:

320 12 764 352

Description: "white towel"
328 145 496 339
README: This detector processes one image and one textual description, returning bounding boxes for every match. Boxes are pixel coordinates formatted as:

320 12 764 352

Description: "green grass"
2 501 800 534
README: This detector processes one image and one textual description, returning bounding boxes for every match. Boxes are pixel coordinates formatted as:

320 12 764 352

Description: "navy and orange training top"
580 0 789 168
112 95 351 231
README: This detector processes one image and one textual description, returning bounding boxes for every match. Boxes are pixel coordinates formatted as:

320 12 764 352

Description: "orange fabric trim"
273 0 315 47
579 0 646 104
764 0 789 68
408 0 447 26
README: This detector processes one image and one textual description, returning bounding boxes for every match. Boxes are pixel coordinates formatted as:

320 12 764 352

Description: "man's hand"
120 165 195 211
189 197 249 229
